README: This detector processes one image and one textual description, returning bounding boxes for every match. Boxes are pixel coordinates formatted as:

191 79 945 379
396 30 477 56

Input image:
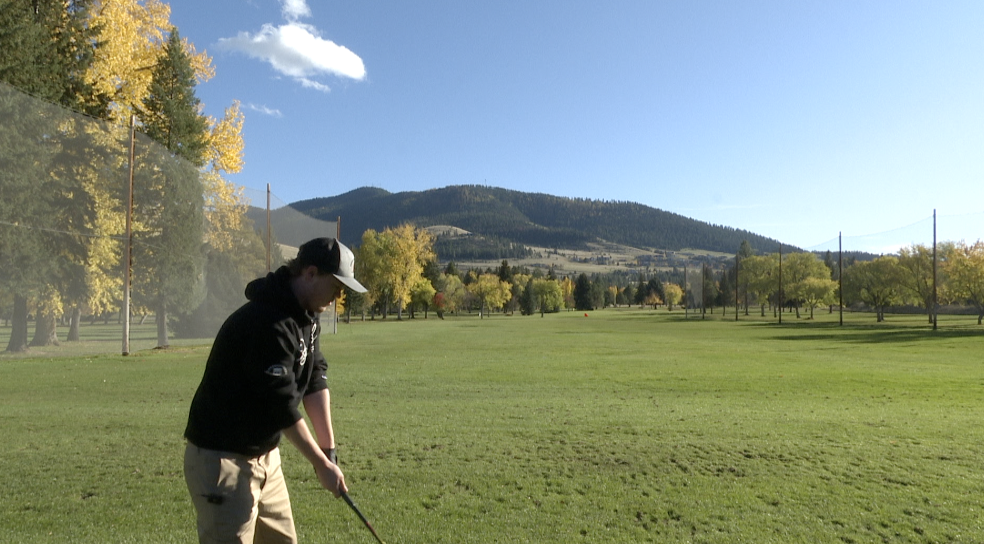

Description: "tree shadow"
762 321 984 344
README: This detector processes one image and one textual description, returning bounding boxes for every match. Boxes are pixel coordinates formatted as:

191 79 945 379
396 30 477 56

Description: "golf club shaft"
341 491 386 544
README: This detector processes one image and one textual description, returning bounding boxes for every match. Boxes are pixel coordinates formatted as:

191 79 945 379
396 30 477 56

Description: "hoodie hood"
244 266 315 324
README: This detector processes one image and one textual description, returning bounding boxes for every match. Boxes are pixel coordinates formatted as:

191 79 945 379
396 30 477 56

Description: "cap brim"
335 274 368 293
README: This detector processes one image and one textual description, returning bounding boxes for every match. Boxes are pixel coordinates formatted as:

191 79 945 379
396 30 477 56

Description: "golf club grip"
340 491 386 544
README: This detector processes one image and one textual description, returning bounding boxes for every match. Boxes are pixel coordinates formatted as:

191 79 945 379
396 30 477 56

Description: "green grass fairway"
2 310 983 543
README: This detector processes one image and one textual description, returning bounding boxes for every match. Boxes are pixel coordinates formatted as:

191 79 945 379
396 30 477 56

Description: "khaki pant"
184 443 297 544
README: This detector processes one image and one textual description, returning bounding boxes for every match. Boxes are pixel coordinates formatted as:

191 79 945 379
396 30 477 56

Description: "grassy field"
1 310 983 543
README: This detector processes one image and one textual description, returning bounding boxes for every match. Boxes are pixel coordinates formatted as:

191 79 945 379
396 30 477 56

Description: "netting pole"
838 232 843 326
266 184 272 273
778 243 783 325
122 114 135 356
332 217 340 335
702 263 707 320
735 252 739 322
933 209 938 331
684 265 688 319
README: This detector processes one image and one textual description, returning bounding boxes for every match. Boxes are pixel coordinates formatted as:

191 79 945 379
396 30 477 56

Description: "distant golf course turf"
1 309 982 543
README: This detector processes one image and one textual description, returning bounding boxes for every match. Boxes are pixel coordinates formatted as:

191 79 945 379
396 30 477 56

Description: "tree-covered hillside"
290 185 785 256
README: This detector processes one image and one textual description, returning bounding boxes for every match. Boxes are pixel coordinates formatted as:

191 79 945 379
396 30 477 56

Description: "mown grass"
1 310 982 543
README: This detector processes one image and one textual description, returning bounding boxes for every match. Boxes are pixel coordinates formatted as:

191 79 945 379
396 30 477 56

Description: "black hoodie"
184 266 329 456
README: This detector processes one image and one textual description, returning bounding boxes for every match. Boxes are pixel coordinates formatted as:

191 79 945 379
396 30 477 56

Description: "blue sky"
169 0 984 252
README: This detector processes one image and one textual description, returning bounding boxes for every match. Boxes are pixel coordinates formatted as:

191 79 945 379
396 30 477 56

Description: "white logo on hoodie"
297 322 318 367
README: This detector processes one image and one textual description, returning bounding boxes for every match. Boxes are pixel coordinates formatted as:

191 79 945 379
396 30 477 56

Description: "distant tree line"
432 234 535 261
350 232 984 327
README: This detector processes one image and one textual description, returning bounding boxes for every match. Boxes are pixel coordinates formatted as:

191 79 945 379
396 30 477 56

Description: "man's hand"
282 418 347 497
314 459 347 497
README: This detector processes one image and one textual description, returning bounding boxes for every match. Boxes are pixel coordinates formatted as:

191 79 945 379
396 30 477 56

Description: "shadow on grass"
760 320 984 344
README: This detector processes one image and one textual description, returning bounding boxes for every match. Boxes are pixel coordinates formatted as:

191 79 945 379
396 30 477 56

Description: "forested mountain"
289 185 785 257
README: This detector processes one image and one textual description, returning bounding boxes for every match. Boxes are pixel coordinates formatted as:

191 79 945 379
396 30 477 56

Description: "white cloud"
281 0 310 22
219 22 366 88
246 103 283 117
298 78 331 93
218 2 365 92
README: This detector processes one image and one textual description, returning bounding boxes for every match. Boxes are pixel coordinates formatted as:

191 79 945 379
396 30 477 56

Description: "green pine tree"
133 28 207 348
520 277 536 315
574 273 594 311
0 0 103 350
140 29 209 166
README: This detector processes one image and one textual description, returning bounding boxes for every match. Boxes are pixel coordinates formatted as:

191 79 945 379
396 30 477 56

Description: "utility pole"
266 183 272 273
933 209 937 331
122 114 136 356
778 243 783 325
118 64 155 356
684 265 688 319
838 232 843 326
735 252 739 322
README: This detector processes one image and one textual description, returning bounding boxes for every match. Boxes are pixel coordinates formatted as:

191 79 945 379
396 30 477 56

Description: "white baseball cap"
297 237 368 293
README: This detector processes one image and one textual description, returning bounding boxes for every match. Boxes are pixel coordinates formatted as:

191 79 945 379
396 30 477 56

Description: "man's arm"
303 388 336 451
282 416 347 497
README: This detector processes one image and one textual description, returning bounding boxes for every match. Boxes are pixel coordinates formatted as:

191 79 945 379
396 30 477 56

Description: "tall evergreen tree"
133 28 207 347
738 240 754 259
519 277 536 315
633 274 646 307
0 0 103 112
0 0 103 351
621 283 635 307
497 259 512 283
646 278 665 305
573 273 594 311
140 29 208 166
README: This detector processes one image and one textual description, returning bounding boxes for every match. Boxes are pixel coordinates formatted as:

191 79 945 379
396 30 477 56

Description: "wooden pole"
332 216 341 334
778 243 783 324
122 114 135 356
701 263 706 320
933 209 938 330
685 265 690 319
735 252 739 322
266 183 272 273
839 232 843 326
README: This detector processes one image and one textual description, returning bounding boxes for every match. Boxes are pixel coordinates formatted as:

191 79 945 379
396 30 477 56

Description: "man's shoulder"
226 296 305 332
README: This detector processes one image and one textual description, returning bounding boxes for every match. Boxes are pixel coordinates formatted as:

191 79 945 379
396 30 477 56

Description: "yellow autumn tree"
467 274 512 319
354 225 435 318
78 0 186 327
82 3 257 339
86 0 213 122
608 285 620 307
202 101 247 253
663 283 683 311
559 276 575 310
946 241 984 325
80 132 126 320
384 224 435 319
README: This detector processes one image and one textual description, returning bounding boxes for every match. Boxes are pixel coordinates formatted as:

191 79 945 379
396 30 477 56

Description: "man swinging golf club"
183 237 368 543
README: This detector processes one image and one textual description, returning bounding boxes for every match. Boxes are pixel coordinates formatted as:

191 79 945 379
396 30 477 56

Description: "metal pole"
122 114 136 356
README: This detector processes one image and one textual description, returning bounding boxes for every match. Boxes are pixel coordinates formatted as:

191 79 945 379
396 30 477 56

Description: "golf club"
340 490 386 544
